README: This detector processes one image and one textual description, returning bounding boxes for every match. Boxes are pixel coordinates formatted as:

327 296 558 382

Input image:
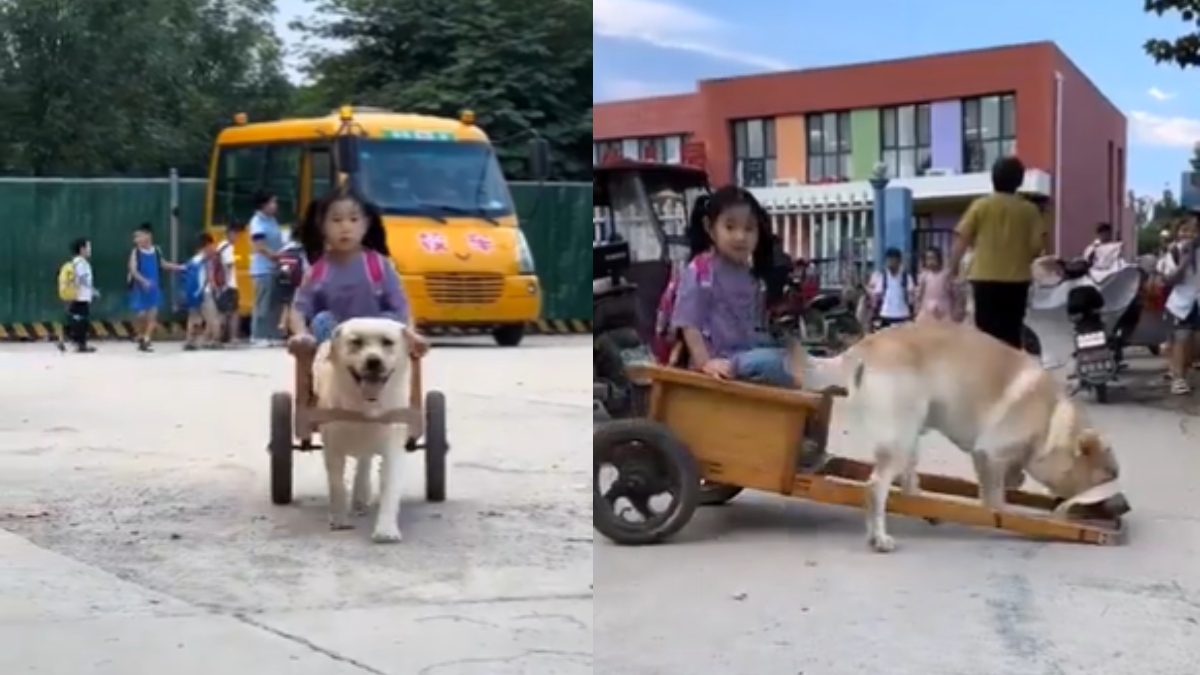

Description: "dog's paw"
329 517 355 531
868 533 896 553
371 526 403 544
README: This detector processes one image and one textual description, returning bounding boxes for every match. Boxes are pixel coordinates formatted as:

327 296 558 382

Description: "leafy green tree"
295 0 590 180
1145 0 1200 66
0 0 291 176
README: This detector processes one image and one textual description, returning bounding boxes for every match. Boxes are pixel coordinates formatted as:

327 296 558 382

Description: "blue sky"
593 0 1200 196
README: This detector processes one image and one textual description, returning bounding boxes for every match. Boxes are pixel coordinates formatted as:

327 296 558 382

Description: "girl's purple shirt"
292 251 411 325
669 253 762 358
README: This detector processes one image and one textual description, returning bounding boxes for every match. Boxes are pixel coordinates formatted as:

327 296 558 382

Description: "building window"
731 118 776 187
962 94 1016 172
880 104 931 178
593 140 621 165
805 112 851 183
593 136 686 165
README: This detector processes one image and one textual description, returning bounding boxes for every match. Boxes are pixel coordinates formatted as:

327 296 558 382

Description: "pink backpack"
309 251 387 296
651 253 713 364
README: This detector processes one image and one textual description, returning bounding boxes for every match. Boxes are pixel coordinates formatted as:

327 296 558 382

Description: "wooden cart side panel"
788 474 1121 545
655 379 809 494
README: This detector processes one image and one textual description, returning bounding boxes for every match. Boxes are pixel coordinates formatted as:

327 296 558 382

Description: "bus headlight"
516 229 535 274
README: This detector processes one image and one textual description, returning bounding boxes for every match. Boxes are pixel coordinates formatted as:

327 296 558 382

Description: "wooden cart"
268 353 448 505
593 364 1124 546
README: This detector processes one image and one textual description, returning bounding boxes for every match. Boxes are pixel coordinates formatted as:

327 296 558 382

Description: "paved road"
597 369 1200 674
5 337 1199 674
0 337 590 674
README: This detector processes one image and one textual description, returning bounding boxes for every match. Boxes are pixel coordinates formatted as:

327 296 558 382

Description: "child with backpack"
661 186 827 469
867 247 916 329
181 233 222 350
287 187 428 355
276 234 307 338
57 237 98 353
128 223 183 352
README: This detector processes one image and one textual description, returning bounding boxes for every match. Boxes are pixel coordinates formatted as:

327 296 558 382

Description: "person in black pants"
948 157 1046 350
63 237 97 353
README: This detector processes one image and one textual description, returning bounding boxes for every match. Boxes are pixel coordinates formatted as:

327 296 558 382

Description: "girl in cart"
287 187 428 356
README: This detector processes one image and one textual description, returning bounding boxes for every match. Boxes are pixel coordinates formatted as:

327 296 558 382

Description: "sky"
593 0 1200 196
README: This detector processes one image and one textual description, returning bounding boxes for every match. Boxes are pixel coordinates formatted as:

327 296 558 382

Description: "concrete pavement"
0 337 590 674
596 367 1200 674
5 336 1199 674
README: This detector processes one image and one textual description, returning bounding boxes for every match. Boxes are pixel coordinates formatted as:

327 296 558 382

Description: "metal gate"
757 190 875 289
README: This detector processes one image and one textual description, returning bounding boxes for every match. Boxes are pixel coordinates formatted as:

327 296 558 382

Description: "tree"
294 0 590 180
0 0 292 176
1145 0 1200 66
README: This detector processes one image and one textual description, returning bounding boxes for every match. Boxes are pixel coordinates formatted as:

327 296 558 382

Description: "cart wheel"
699 482 743 506
594 419 699 545
423 391 448 502
269 392 294 505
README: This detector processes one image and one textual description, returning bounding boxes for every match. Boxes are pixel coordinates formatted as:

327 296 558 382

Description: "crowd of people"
56 188 302 353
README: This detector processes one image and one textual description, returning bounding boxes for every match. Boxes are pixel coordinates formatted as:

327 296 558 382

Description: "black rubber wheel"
492 324 525 346
699 482 743 506
423 390 448 502
593 419 699 545
269 391 294 505
1094 383 1110 404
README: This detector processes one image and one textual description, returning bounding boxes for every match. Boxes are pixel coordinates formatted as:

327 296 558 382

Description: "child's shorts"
730 347 793 387
311 311 338 344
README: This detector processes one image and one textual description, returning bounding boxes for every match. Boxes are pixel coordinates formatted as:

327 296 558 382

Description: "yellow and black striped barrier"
420 320 592 336
0 320 590 341
0 322 187 341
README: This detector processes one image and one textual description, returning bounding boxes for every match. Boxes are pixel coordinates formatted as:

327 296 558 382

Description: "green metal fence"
0 177 207 325
510 182 591 323
0 178 591 327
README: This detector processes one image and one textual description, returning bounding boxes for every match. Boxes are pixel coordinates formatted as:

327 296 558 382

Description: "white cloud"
1129 110 1200 147
1147 87 1175 101
593 0 786 71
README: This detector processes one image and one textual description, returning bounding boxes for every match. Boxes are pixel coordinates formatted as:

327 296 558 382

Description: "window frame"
730 118 777 187
804 111 852 183
211 142 304 227
879 103 932 178
961 93 1016 173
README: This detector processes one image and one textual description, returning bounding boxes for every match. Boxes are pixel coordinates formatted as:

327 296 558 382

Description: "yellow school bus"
205 106 544 345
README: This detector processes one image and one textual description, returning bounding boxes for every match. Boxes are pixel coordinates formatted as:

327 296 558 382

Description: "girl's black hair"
297 185 390 263
686 185 777 274
69 237 89 255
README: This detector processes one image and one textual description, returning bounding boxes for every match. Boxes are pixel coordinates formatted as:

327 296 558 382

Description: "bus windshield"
355 139 514 220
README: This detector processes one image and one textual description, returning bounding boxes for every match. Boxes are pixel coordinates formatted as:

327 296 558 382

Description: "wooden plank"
788 473 1122 545
821 458 1061 512
629 364 824 410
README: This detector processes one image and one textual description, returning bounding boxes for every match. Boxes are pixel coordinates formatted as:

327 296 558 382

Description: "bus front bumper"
404 274 542 326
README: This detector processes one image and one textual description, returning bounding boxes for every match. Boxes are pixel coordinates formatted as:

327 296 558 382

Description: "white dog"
313 317 411 543
790 321 1128 552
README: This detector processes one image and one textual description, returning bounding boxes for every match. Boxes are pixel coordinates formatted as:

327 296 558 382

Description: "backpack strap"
309 259 327 284
363 251 386 293
692 252 714 285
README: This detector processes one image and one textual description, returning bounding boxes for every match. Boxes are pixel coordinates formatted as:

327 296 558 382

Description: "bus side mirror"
335 135 360 175
528 137 550 181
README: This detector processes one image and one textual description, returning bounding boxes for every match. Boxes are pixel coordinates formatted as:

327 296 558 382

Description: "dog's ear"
327 325 344 362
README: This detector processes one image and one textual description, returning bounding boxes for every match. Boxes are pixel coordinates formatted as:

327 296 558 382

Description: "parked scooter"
767 259 862 355
1026 257 1143 402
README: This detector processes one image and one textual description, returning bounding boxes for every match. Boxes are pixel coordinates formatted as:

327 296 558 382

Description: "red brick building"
593 42 1128 255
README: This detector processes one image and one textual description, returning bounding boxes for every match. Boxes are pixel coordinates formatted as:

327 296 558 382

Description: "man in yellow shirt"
948 157 1046 349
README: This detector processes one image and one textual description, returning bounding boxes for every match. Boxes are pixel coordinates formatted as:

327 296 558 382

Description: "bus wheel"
493 324 525 347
